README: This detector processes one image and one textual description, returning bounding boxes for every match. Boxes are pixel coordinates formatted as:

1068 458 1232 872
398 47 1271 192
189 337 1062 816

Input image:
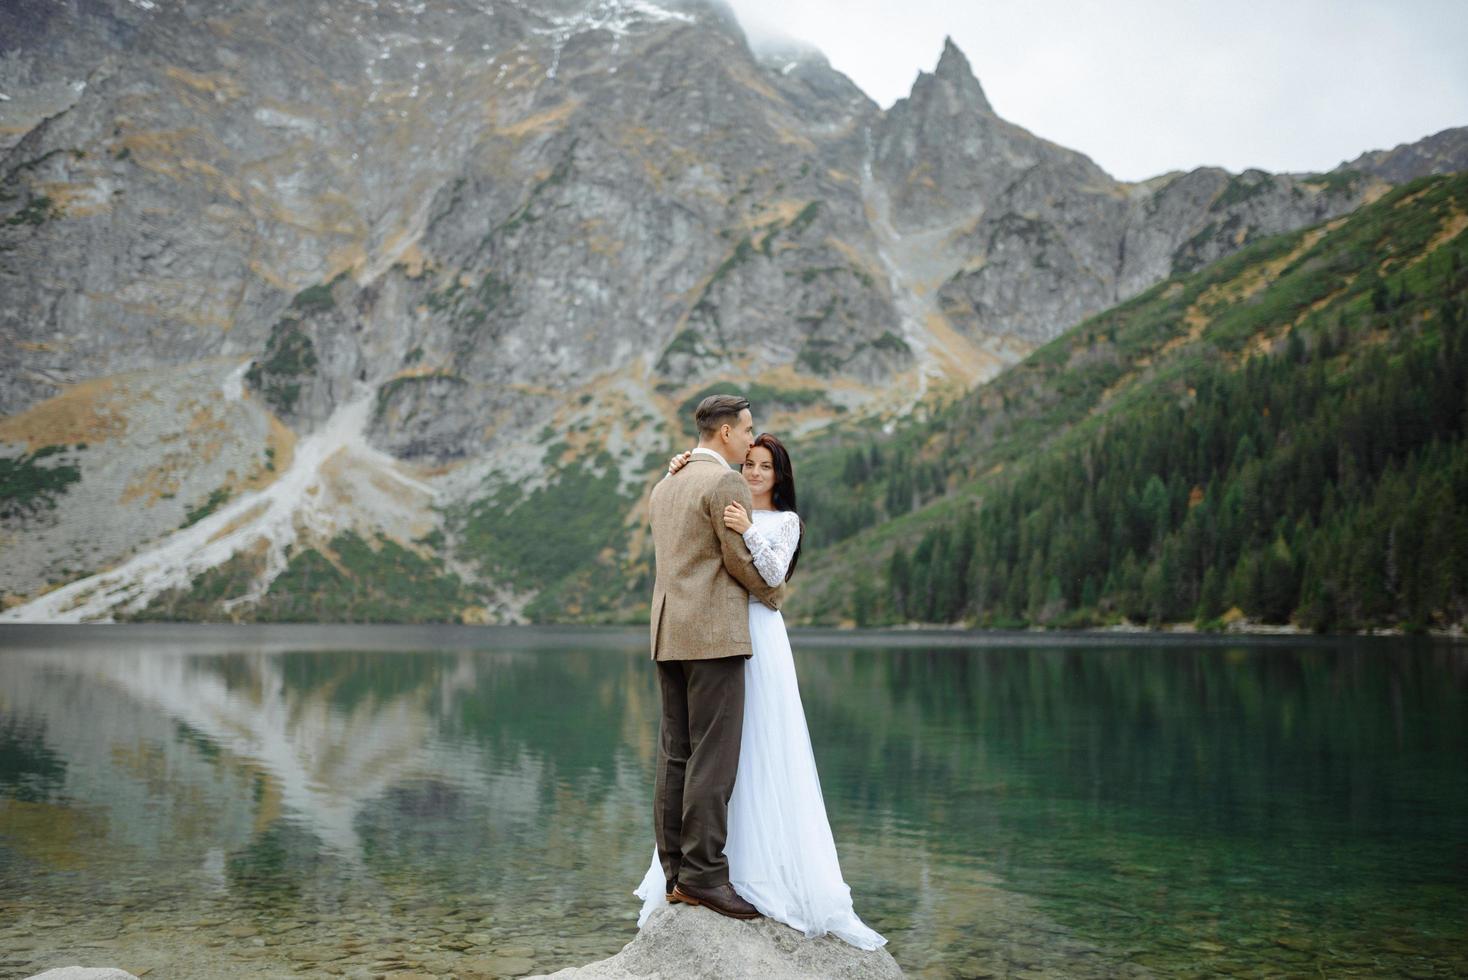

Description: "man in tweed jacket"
648 393 784 920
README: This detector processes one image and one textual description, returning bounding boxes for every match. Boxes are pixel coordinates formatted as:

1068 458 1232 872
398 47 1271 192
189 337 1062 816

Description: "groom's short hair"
695 393 750 437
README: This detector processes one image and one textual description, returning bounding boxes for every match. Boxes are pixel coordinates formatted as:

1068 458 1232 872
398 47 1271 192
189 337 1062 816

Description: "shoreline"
856 618 1468 640
1 620 1464 651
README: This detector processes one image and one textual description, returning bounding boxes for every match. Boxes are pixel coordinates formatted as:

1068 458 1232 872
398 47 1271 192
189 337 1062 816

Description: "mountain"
1336 126 1468 185
787 171 1468 633
1 0 1464 622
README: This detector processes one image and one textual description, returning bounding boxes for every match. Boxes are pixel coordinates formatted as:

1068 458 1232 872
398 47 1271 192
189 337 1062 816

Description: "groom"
648 393 784 920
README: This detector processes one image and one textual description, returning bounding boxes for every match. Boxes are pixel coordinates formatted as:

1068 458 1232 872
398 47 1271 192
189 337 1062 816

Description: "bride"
634 433 887 951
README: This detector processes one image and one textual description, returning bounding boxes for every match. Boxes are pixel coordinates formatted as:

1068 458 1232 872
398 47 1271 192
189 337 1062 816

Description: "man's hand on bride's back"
667 450 693 475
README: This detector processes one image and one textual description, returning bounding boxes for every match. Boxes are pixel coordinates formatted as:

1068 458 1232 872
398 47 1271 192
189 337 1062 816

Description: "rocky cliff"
2 0 1463 621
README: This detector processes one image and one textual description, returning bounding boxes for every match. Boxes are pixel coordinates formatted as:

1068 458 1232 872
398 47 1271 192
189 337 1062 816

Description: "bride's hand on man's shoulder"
723 501 751 534
666 450 693 475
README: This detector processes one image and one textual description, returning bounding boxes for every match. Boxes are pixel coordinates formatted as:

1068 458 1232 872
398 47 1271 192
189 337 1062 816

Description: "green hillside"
788 172 1468 633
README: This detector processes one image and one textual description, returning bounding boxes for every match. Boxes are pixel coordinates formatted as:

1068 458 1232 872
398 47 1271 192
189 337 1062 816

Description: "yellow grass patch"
246 259 294 292
579 218 626 258
1430 209 1468 248
1096 362 1147 411
1242 331 1279 361
119 449 190 505
1391 184 1434 210
257 413 296 483
0 377 125 449
32 181 104 217
504 381 560 398
387 363 454 383
1405 209 1468 272
755 198 813 227
177 157 226 180
771 125 817 153
461 606 494 625
1360 181 1393 206
165 65 244 100
497 100 581 139
1292 275 1358 327
109 385 268 505
615 125 701 186
923 310 1004 385
618 124 662 148
235 185 360 238
392 240 428 278
115 127 211 166
904 160 938 191
727 61 781 102
824 237 887 286
1155 222 1339 361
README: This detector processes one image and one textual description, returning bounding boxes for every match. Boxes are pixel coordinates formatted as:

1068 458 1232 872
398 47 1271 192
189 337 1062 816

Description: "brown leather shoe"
669 882 762 920
665 879 676 902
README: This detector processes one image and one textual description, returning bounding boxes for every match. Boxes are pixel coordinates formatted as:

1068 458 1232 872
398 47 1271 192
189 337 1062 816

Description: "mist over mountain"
1 0 1463 622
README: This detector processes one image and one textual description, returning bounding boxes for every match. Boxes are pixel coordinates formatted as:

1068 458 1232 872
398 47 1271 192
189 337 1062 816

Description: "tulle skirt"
634 602 886 950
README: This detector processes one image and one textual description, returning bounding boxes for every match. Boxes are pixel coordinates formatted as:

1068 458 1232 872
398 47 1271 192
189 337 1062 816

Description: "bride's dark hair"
752 432 802 582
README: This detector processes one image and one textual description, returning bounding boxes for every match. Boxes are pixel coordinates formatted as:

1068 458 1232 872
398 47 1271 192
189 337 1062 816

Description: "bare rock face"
871 38 1411 349
5 1 1453 433
2 0 1465 618
530 904 903 980
1340 126 1468 184
872 38 1106 235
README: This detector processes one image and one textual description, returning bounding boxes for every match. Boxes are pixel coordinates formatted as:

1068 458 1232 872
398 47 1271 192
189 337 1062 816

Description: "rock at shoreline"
529 904 903 979
26 970 140 980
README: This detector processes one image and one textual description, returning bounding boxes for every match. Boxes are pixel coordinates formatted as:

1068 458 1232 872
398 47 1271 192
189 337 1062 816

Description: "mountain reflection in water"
1 625 1465 978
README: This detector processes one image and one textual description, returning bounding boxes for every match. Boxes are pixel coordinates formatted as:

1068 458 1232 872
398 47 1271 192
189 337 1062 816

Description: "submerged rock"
530 904 903 979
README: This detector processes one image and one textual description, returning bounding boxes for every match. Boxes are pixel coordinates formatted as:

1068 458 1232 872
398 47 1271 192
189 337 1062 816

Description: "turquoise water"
0 626 1464 978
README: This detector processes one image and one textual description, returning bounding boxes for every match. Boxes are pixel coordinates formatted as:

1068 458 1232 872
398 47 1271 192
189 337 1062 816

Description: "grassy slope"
784 172 1468 631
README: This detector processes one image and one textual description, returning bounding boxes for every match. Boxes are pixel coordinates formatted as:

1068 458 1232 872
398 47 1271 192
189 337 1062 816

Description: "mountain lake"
0 625 1464 978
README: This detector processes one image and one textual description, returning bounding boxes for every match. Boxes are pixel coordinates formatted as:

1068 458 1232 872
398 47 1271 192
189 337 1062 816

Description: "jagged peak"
934 37 969 77
910 36 993 116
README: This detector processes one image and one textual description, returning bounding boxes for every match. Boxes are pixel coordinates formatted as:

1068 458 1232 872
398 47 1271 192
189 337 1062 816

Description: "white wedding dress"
634 508 887 950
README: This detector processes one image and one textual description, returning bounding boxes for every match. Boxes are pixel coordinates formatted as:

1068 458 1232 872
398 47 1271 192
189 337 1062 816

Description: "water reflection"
1 626 1465 978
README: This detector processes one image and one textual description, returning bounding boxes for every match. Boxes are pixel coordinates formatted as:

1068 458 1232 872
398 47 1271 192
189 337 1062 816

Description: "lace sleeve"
742 512 801 587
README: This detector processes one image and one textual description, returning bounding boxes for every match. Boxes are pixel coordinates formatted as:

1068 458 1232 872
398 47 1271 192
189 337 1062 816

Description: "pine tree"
887 547 911 621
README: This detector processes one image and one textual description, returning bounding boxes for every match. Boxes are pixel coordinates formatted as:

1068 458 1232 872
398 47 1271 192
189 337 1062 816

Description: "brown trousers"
654 655 745 890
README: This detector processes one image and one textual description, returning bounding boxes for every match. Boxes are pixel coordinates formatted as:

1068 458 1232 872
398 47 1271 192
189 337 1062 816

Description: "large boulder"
531 904 903 979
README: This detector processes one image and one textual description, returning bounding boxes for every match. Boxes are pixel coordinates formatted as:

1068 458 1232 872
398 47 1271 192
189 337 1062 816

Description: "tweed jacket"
648 455 785 661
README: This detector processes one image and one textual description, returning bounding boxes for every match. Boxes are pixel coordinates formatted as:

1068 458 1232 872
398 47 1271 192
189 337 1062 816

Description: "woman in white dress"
634 433 887 951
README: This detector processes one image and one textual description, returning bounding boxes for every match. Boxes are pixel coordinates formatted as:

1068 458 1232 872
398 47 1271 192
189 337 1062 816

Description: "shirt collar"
690 447 732 469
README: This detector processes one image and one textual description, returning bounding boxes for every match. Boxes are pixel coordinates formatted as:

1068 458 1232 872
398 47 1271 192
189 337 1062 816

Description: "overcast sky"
726 0 1468 182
